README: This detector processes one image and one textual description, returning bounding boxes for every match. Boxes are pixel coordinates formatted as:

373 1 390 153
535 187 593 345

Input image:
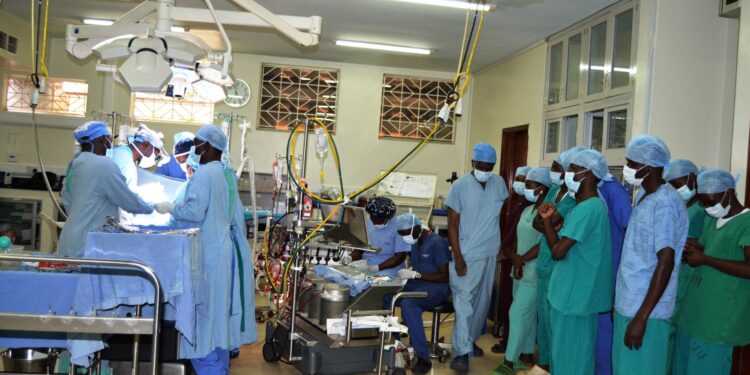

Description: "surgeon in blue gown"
59 121 155 257
383 213 451 374
155 131 194 181
111 124 163 190
154 124 256 374
350 197 411 278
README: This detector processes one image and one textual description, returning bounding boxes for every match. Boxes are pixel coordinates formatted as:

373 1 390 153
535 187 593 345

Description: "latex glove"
351 259 369 271
398 268 420 280
367 264 380 273
154 201 175 214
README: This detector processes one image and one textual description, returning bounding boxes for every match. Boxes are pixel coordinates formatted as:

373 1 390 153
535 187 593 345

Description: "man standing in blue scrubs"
156 131 194 181
351 197 410 278
613 135 688 374
384 213 451 374
446 143 509 372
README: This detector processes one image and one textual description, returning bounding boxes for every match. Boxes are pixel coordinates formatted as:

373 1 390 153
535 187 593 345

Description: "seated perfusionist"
350 196 411 277
58 121 155 257
155 131 195 181
154 124 256 374
383 213 451 374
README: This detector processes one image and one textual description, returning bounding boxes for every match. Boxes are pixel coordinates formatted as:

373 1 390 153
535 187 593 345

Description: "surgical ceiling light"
192 79 227 102
83 18 114 26
335 40 430 55
395 0 493 11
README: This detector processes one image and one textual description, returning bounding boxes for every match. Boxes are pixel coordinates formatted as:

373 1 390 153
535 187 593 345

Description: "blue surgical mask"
550 171 563 186
104 140 113 158
187 142 206 169
564 170 587 193
523 188 539 203
512 181 525 195
474 169 492 183
676 185 695 201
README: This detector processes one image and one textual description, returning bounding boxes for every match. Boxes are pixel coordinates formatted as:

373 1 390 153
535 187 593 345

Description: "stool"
427 300 454 362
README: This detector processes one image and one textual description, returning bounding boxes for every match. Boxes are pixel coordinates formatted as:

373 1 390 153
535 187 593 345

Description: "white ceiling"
1 0 619 71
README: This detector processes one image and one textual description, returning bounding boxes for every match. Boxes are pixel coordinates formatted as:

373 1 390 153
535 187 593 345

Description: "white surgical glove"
367 264 380 273
351 259 369 271
154 201 175 214
398 268 420 280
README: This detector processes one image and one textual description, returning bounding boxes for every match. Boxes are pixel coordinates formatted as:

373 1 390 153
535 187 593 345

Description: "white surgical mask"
549 171 563 186
523 188 539 203
705 192 730 218
623 165 648 186
474 169 492 183
676 185 695 201
513 181 526 195
564 170 587 193
135 145 156 168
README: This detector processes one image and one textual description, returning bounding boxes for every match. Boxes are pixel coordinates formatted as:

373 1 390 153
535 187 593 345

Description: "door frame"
499 124 530 187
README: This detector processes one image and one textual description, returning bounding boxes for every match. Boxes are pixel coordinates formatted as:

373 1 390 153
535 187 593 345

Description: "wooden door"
499 125 529 188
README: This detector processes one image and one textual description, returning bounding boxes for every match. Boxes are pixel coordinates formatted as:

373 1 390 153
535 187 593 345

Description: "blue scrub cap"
697 168 737 194
473 143 497 164
664 159 699 181
570 149 609 180
366 197 397 219
556 146 586 171
515 166 532 177
526 167 553 188
196 124 227 152
173 131 195 155
626 134 670 168
395 213 421 231
73 121 110 143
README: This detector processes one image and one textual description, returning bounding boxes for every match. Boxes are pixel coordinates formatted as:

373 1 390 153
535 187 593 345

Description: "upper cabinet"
545 2 638 110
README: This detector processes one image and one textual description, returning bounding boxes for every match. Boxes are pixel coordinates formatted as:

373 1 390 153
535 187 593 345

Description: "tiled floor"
230 313 518 375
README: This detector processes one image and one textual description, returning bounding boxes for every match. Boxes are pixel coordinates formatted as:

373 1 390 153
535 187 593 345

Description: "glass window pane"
548 42 563 104
607 109 628 149
612 9 634 89
545 121 560 153
588 21 607 95
563 115 578 149
591 113 604 151
565 34 582 101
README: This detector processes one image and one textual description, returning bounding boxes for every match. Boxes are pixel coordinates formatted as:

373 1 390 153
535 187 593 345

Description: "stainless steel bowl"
1 349 58 373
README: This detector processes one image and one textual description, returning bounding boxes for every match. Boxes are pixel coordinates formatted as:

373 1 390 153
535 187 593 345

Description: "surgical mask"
623 165 648 186
187 143 205 169
523 188 540 203
705 192 730 218
550 171 563 186
374 223 388 230
512 181 525 195
179 162 188 173
474 169 492 183
402 227 422 245
104 140 113 159
676 185 695 201
134 145 156 168
564 170 587 193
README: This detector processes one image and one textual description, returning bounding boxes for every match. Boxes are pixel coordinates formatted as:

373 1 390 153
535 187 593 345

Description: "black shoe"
411 357 432 374
449 354 469 372
490 341 507 354
473 343 484 357
230 349 240 359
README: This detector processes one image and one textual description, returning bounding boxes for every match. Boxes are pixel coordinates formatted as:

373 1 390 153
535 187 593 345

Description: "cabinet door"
565 33 583 102
609 7 636 95
547 42 564 105
544 119 562 154
562 114 579 150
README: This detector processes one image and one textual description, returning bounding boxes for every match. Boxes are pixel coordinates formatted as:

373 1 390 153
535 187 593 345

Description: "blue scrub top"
598 178 633 281
411 233 452 276
445 173 509 261
615 183 688 319
365 217 410 277
155 156 187 181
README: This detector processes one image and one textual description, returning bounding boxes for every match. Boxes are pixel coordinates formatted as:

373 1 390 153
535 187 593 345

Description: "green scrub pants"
550 306 597 375
536 274 552 366
504 278 537 362
612 311 671 375
672 327 732 375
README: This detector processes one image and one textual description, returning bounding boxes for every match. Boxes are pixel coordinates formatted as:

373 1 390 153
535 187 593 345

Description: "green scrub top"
548 197 612 316
517 205 543 256
687 203 707 239
537 185 577 277
675 211 750 346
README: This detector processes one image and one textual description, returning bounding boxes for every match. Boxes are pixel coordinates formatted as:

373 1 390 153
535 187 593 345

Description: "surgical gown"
156 157 187 181
59 152 154 257
111 145 138 190
171 161 257 370
505 205 542 363
364 218 410 278
445 173 508 357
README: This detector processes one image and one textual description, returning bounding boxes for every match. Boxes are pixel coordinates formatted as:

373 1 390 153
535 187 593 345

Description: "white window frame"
4 74 89 117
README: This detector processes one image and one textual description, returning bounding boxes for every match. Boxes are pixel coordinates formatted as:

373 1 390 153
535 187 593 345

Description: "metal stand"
0 254 163 375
